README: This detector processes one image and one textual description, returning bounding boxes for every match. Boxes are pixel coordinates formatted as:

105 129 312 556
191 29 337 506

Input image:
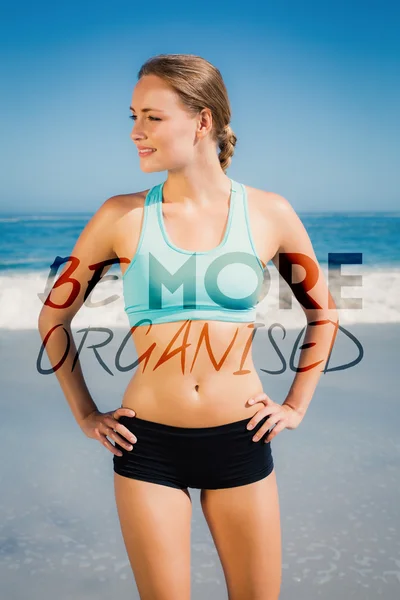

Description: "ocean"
0 211 399 330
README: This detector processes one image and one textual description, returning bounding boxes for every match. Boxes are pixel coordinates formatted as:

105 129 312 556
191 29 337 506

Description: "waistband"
117 413 264 437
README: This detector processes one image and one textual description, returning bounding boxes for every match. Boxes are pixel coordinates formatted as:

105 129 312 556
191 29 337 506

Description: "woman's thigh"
114 473 192 600
200 469 282 600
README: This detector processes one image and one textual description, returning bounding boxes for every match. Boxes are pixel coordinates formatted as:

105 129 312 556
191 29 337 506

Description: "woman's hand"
246 393 304 443
80 407 137 457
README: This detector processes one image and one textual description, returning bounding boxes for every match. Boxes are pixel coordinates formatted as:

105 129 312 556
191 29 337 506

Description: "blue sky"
1 0 398 213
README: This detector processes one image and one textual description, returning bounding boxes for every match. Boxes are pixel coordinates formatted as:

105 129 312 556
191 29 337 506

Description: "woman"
38 54 338 600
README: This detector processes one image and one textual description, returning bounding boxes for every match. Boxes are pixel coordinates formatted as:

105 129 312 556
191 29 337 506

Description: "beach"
2 1 399 594
1 322 399 599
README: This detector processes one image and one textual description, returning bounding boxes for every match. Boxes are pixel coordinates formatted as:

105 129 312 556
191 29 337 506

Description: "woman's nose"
130 124 146 141
130 127 144 142
131 121 140 141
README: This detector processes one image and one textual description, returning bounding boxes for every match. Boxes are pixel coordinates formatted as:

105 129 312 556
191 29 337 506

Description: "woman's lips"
138 149 157 156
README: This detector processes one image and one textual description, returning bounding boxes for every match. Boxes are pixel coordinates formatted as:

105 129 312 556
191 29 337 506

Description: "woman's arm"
38 195 123 428
269 193 339 416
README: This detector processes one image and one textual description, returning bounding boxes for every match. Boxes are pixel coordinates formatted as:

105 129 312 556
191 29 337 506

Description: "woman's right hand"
80 407 137 457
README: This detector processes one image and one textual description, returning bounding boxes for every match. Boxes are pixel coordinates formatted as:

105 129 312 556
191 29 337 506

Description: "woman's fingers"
250 414 278 442
246 393 273 433
247 392 271 406
249 403 301 442
119 427 137 445
101 435 125 457
94 426 126 456
109 424 136 449
111 408 137 444
264 421 286 443
246 394 280 442
112 409 137 443
246 407 273 431
246 405 278 441
98 414 137 453
113 407 136 419
111 429 135 450
105 413 137 446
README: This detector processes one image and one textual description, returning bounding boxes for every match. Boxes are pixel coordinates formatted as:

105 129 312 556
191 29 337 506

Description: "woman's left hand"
246 393 305 443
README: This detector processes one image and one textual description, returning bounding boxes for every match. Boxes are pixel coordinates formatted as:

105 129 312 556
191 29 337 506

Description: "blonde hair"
137 54 237 173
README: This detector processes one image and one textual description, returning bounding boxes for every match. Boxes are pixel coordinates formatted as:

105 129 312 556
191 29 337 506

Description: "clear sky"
1 0 398 213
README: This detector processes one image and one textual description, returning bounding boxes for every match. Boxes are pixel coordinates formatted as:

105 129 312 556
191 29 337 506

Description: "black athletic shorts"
113 413 274 490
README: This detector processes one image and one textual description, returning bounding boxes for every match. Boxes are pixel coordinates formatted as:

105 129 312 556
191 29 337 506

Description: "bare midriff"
121 318 264 427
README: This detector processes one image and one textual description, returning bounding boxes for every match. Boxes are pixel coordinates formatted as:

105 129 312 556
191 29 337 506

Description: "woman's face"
130 74 207 173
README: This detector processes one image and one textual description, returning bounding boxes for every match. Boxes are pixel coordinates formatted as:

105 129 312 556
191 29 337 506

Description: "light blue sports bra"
122 178 265 327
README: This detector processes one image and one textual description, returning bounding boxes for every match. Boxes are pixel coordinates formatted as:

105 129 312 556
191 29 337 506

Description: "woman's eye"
129 115 160 121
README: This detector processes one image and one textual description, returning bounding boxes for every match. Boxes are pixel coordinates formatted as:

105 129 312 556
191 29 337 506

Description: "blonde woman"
39 54 338 600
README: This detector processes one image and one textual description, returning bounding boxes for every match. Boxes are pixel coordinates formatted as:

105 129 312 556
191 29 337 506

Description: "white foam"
256 265 400 329
0 265 399 330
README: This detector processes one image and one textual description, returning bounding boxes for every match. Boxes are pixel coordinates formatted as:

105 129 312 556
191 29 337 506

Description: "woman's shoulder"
244 184 295 219
106 188 150 211
96 189 152 225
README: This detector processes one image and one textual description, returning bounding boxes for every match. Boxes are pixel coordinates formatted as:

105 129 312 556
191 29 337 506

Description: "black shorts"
113 414 274 490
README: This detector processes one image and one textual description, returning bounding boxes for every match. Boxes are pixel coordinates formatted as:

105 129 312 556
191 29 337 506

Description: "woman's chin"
140 164 164 173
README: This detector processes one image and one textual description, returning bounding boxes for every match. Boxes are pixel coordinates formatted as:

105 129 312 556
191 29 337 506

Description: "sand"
0 322 398 599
